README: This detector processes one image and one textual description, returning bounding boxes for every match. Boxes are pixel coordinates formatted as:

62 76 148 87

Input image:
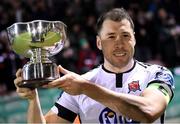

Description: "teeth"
114 53 126 56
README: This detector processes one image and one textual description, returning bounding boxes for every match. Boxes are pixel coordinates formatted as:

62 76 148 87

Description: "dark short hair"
96 8 134 34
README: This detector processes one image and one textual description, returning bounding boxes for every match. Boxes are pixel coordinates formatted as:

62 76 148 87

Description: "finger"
14 77 23 87
53 78 70 87
42 84 51 88
42 82 62 88
18 92 34 99
42 83 57 88
51 75 70 86
16 69 22 77
42 78 67 89
58 65 71 75
16 87 32 93
26 95 36 100
43 84 60 89
18 90 35 98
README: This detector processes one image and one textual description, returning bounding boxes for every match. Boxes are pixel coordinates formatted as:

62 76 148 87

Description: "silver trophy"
7 20 67 88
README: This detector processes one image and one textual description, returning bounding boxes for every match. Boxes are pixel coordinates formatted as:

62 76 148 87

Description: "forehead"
100 19 133 34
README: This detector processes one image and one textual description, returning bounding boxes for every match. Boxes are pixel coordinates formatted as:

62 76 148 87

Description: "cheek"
132 37 136 46
101 43 111 54
128 39 136 49
101 42 113 52
129 43 135 56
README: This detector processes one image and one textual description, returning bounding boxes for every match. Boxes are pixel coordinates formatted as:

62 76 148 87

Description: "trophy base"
21 62 60 89
19 78 57 89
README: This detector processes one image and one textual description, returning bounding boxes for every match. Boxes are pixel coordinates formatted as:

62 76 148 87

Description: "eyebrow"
121 31 130 34
106 32 116 36
106 31 130 36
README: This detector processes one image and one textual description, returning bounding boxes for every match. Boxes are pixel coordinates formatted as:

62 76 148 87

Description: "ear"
133 32 136 46
96 36 102 50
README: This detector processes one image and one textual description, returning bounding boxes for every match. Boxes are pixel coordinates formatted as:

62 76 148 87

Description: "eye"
122 33 131 41
108 35 116 39
106 35 117 41
123 34 130 37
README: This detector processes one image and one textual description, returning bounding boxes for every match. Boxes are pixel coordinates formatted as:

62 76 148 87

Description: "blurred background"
0 0 180 123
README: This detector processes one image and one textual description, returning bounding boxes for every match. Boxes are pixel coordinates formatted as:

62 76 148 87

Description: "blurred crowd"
0 0 180 94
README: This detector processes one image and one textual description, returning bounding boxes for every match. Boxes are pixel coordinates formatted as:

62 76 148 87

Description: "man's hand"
43 65 87 95
14 69 37 100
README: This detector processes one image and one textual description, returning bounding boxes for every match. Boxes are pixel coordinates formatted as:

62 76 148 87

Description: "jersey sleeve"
50 67 100 122
148 65 174 88
147 65 175 102
81 67 99 81
51 92 79 122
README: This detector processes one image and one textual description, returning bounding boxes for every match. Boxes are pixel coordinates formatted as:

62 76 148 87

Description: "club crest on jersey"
128 81 141 93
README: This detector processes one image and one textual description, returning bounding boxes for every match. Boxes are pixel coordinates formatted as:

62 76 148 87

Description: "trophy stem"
30 48 51 63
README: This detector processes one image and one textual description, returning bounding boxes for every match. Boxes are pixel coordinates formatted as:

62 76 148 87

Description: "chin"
113 61 127 68
115 59 130 68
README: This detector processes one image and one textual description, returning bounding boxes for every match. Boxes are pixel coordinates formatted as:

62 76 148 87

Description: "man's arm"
44 66 170 123
82 82 168 123
27 90 46 123
45 110 71 123
27 91 71 123
14 69 71 123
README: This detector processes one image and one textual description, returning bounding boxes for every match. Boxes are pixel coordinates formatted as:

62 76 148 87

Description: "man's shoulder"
136 60 169 72
81 65 102 81
136 61 174 87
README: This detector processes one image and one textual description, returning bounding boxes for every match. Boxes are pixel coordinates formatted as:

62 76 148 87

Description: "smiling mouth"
113 52 126 57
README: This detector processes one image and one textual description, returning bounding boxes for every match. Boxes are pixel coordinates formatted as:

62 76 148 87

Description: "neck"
103 59 134 73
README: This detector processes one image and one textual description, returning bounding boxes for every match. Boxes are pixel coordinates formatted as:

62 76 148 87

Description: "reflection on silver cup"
7 20 67 88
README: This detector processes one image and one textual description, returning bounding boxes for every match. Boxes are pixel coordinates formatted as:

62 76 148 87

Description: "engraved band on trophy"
7 20 67 88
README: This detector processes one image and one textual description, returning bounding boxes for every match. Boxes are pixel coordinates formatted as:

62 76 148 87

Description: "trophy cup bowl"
7 20 67 88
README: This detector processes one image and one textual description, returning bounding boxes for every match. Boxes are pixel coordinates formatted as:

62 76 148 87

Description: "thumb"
58 65 70 74
16 68 22 77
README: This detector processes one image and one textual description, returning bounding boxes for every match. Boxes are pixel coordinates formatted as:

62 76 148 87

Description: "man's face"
97 19 135 68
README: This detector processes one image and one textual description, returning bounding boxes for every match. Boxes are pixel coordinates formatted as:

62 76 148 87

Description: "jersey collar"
102 60 136 74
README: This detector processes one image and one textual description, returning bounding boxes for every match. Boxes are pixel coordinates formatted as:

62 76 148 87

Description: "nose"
114 35 124 47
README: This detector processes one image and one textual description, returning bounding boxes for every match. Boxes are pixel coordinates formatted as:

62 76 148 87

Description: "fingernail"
42 85 47 88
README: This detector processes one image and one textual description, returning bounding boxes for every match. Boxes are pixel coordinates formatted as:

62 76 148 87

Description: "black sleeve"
54 102 77 122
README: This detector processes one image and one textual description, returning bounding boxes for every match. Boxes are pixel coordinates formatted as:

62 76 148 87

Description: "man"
14 8 174 123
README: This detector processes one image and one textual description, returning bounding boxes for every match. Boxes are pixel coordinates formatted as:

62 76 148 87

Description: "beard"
107 55 131 68
103 49 134 69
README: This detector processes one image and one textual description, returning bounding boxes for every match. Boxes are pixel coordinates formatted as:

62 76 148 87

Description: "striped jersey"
51 60 174 123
